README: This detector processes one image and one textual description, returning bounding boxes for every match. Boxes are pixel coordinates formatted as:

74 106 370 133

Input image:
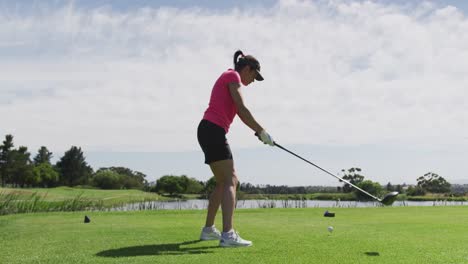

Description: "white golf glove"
257 130 275 146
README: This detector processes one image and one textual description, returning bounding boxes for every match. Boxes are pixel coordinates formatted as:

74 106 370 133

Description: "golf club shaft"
274 142 381 202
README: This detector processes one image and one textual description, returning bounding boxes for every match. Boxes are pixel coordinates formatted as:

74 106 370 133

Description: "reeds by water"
0 192 104 215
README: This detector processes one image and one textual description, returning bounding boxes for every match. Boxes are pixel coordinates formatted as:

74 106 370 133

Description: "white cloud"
1 0 467 153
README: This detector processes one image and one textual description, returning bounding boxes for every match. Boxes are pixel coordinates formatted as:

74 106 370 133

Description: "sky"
1 0 468 186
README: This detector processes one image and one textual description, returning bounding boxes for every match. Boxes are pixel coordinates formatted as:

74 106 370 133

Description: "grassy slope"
0 187 165 206
1 207 467 264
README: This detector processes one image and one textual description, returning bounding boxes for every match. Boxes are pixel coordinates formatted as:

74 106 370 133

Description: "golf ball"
327 226 334 232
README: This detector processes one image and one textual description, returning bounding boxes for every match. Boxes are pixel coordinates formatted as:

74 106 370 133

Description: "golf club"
272 141 398 205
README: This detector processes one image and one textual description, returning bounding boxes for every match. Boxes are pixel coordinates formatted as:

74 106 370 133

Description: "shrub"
92 170 122 190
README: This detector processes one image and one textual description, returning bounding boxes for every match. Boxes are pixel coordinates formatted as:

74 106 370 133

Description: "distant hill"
452 179 468 185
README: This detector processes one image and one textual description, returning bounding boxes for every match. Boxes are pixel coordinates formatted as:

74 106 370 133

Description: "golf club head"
380 191 399 206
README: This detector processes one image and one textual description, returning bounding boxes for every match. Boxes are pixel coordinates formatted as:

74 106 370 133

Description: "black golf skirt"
197 119 233 164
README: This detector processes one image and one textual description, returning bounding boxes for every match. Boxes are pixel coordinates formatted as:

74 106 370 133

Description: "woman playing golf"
197 50 274 247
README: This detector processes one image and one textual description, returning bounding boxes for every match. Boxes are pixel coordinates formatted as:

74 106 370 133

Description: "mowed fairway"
1 207 467 264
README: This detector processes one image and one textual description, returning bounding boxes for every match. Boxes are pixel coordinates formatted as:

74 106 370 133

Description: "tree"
202 176 217 198
355 180 383 201
179 175 190 192
386 182 394 191
184 177 204 194
451 184 468 196
95 167 147 189
340 168 365 193
9 146 34 187
32 163 59 187
93 169 123 189
240 182 258 193
395 184 404 194
152 175 206 195
406 185 426 196
0 134 14 186
33 146 53 165
155 175 184 195
56 146 93 186
417 172 451 193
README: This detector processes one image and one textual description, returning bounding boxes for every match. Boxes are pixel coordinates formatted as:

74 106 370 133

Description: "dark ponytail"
233 50 244 70
232 50 262 80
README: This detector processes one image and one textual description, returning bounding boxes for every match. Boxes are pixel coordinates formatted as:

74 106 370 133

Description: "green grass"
1 207 467 263
0 186 166 206
0 187 170 215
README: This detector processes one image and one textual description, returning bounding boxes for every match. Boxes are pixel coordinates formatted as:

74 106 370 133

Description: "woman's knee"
225 173 238 187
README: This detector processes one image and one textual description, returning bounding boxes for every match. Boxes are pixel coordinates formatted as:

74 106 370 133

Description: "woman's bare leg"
205 159 237 232
204 183 223 227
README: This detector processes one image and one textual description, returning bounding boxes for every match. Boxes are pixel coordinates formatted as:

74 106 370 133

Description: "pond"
108 199 467 211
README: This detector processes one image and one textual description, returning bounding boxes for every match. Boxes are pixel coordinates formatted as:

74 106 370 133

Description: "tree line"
0 135 147 189
1 134 463 198
151 168 463 200
337 167 454 198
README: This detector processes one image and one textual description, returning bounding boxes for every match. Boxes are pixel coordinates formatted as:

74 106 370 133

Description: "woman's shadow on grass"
96 240 217 257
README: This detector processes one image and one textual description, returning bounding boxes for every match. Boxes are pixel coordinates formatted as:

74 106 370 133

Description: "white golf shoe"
199 226 222 241
219 230 252 247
